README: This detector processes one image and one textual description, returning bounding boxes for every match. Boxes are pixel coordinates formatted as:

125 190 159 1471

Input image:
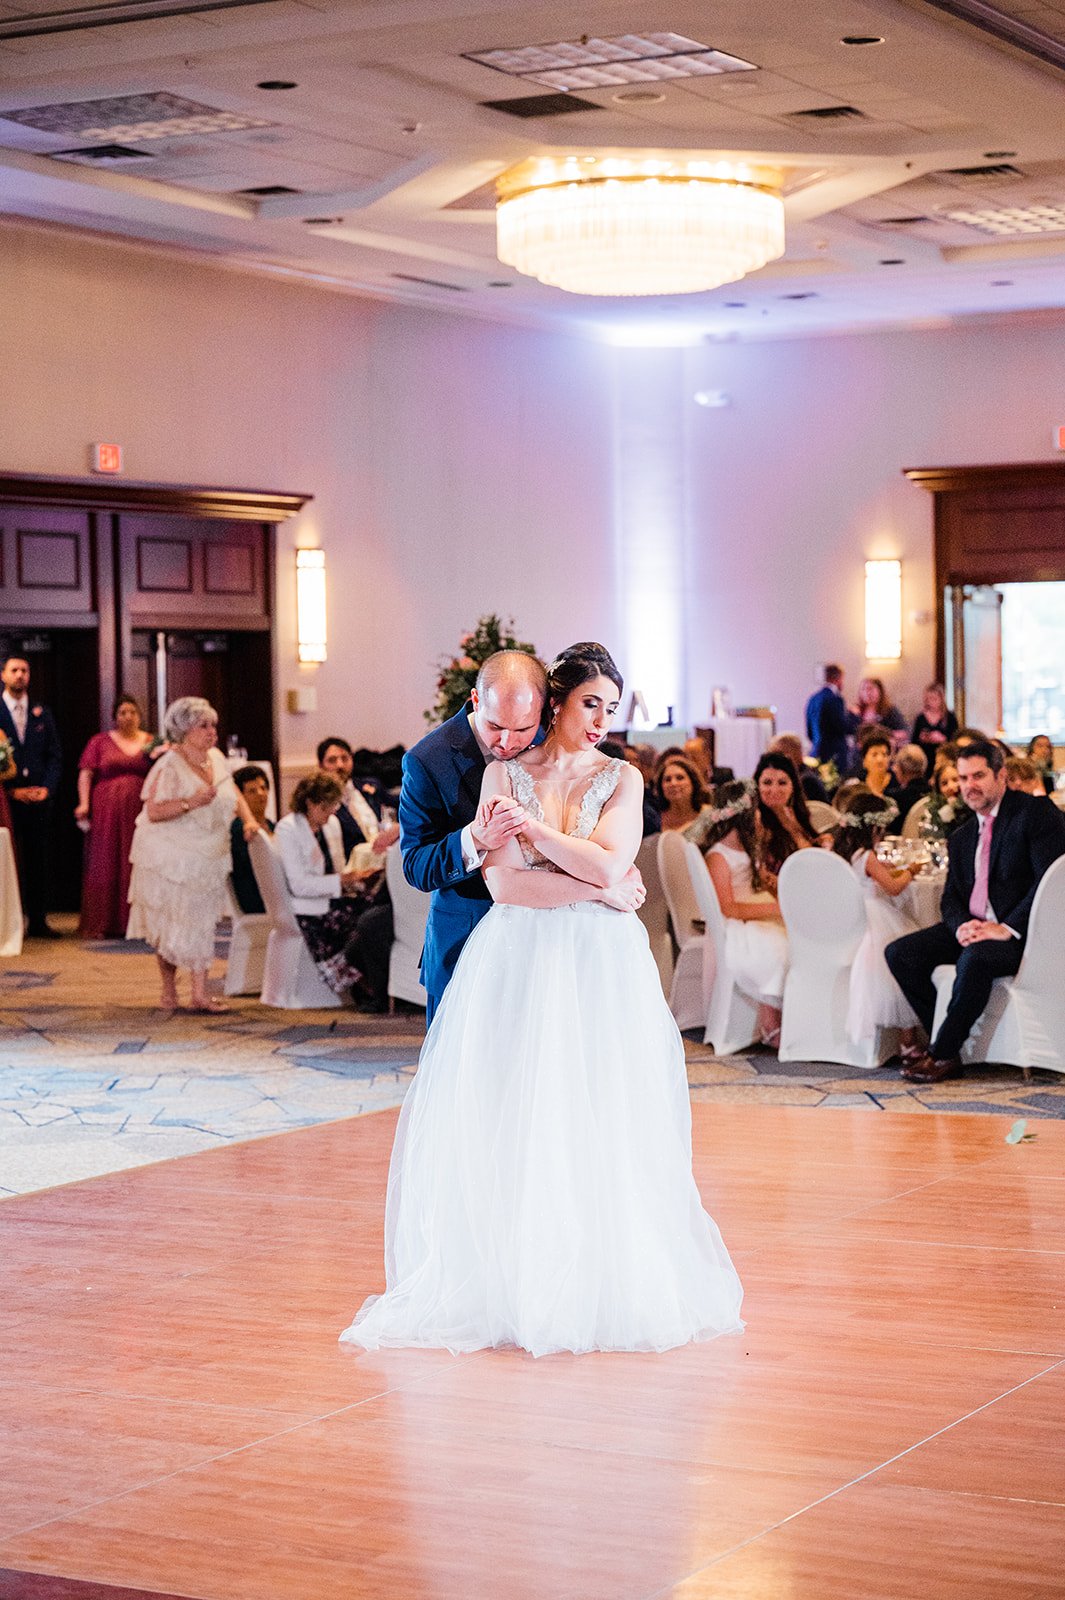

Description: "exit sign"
91 443 123 474
1056 426 1065 451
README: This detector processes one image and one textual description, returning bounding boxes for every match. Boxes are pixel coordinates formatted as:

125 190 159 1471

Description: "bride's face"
553 673 620 750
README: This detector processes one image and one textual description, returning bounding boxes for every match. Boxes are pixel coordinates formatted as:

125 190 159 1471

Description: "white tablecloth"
900 869 946 930
0 828 23 956
708 717 775 777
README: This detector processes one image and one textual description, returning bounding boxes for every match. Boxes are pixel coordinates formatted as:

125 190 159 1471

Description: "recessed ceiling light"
723 301 746 308
257 80 297 91
465 31 757 91
487 280 513 287
612 88 667 103
879 257 905 265
779 291 818 300
840 35 884 45
303 216 342 226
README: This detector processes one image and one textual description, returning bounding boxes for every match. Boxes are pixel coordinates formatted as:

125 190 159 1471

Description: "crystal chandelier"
496 157 785 297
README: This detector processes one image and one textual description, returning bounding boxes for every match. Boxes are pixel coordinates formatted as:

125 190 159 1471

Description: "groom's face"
471 684 542 760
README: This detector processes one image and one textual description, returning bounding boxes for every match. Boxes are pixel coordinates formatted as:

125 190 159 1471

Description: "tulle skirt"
340 901 744 1357
847 895 921 1041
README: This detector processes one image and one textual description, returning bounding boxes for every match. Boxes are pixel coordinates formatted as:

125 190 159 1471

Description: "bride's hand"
599 865 646 913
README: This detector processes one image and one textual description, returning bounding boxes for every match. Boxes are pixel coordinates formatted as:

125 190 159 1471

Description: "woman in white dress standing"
688 781 789 1045
127 696 259 1012
341 643 744 1358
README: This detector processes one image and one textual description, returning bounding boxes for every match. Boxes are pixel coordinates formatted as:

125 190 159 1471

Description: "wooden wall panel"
120 516 268 626
0 507 94 621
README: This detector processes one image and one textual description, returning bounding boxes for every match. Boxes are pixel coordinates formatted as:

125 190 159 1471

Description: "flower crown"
702 780 757 827
836 800 899 831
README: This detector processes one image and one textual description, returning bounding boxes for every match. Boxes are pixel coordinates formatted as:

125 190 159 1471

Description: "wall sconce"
296 548 327 663
865 559 902 660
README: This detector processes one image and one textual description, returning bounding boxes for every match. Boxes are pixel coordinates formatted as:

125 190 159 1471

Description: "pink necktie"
969 815 994 919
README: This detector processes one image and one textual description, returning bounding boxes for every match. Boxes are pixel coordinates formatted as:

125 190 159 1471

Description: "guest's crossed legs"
885 922 1023 1063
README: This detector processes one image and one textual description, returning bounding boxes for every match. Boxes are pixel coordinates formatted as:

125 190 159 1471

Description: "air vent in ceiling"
480 93 604 118
936 162 1025 180
0 0 288 43
238 184 300 196
877 215 932 225
789 105 867 120
392 273 469 292
779 291 819 300
53 143 153 163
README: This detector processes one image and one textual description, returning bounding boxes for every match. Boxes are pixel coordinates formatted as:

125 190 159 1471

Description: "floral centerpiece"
0 735 12 778
923 790 972 838
425 614 538 725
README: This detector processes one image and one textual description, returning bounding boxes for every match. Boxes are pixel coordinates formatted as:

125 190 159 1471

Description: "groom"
400 649 643 1021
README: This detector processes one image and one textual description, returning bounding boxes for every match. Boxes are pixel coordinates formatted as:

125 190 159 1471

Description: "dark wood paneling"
17 530 80 590
121 516 268 626
137 537 193 593
204 540 255 596
0 472 310 523
0 508 95 622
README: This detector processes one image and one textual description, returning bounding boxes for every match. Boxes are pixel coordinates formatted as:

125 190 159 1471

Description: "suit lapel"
987 788 1019 881
0 701 20 750
445 706 487 811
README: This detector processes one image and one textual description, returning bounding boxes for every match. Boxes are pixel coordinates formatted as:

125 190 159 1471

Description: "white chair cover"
222 875 269 997
248 830 342 1009
931 853 1065 1073
656 831 707 1031
385 844 428 1009
778 849 898 1067
901 794 932 840
679 836 761 1056
806 800 840 834
635 834 673 1000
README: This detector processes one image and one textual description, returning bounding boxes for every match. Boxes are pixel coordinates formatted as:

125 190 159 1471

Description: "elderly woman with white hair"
128 696 259 1011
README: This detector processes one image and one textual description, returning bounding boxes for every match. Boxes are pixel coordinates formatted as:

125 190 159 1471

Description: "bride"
340 642 744 1357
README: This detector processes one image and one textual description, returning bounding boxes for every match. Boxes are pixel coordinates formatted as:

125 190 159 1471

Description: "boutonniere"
360 782 376 796
31 706 42 718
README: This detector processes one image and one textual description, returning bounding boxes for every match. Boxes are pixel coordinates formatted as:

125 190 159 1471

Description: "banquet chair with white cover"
248 830 342 1009
778 849 898 1067
656 831 708 1031
678 836 762 1055
901 795 932 840
635 834 673 1000
930 853 1065 1073
385 843 428 1009
222 876 269 996
806 800 840 835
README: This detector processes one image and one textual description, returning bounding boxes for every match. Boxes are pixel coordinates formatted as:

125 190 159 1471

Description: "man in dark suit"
804 663 856 773
317 736 396 859
0 655 63 938
886 739 1065 1083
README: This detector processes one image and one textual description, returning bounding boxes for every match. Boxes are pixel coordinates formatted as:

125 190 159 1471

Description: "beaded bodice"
504 757 624 871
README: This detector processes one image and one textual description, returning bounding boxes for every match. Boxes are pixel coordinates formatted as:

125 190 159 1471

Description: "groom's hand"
471 794 525 853
599 865 646 913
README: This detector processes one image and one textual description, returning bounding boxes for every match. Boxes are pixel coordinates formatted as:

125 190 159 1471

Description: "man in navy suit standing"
1 655 63 938
886 738 1065 1082
804 663 856 774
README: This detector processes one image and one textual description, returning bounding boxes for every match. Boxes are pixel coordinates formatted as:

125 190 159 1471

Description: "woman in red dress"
77 695 159 939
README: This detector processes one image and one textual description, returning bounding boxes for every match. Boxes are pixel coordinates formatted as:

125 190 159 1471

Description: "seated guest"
754 751 826 883
275 773 393 1009
907 758 969 840
652 753 711 833
832 790 920 1053
853 727 894 797
769 732 828 803
955 726 988 749
683 736 712 788
229 765 274 914
852 677 908 750
886 744 929 833
1027 735 1055 794
696 779 787 1047
604 741 659 836
831 777 871 811
911 682 958 772
886 739 1065 1084
1006 757 1048 798
317 736 399 860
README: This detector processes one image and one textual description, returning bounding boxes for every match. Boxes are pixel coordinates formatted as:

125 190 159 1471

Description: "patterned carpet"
1 916 1062 1198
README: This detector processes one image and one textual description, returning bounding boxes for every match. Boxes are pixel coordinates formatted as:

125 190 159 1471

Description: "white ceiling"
3 0 1065 339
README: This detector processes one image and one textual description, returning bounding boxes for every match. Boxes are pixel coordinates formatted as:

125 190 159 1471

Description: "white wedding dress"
340 757 744 1357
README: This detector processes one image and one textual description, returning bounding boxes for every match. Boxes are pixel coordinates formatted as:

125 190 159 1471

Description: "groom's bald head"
470 651 546 760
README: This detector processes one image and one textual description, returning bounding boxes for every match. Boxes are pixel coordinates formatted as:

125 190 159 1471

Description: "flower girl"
832 791 922 1050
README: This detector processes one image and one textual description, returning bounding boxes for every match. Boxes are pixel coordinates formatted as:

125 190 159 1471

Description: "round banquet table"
899 868 946 930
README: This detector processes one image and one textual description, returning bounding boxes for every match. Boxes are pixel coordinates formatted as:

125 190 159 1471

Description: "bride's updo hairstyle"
545 642 624 728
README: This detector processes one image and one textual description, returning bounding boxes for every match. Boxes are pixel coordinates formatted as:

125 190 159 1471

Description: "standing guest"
0 655 62 938
229 765 275 914
128 696 259 1013
275 773 380 1000
831 791 920 1052
76 695 157 940
854 727 894 797
769 732 829 803
886 739 1065 1084
652 754 711 832
911 683 958 772
1026 735 1055 795
852 677 908 750
754 751 825 884
694 780 787 1046
804 664 856 774
885 744 929 833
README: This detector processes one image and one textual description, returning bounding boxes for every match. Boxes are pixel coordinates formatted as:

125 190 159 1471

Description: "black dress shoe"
901 1053 962 1084
26 923 62 940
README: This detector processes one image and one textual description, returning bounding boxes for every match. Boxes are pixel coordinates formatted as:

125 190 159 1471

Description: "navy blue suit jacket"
399 705 490 1015
804 685 855 770
0 698 62 797
940 787 1065 942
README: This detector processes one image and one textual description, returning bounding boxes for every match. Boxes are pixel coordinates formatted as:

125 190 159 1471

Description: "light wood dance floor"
2 1103 1063 1599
